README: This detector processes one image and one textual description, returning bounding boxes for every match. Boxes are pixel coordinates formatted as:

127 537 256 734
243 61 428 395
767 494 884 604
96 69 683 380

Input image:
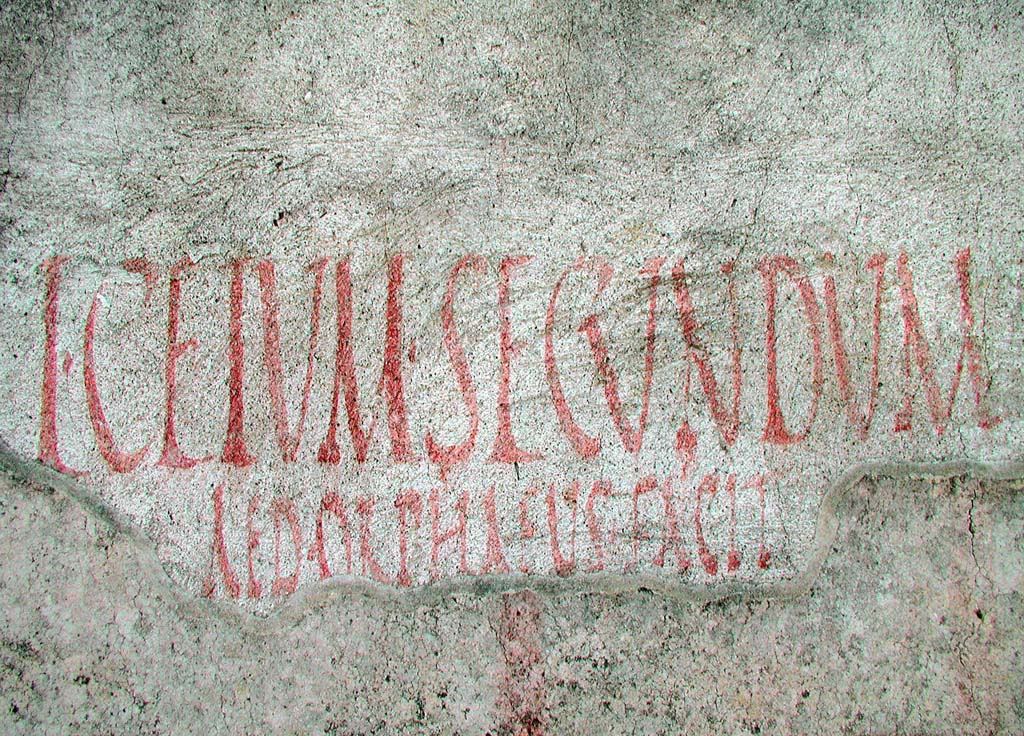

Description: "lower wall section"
0 471 1020 734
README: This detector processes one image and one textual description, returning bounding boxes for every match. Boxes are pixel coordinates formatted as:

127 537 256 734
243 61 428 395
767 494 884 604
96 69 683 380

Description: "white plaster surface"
1 0 1022 731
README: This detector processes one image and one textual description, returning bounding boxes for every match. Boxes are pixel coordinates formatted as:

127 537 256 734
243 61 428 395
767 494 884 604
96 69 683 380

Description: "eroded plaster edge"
1 435 1021 630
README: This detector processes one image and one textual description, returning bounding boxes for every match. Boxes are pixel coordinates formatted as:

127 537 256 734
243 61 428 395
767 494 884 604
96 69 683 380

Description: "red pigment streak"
546 481 578 577
517 485 540 574
758 255 824 445
822 253 886 440
494 590 547 736
584 480 612 572
158 257 212 468
654 477 693 572
354 496 392 584
122 257 157 302
258 258 327 462
543 256 605 459
429 483 470 580
84 283 149 472
394 489 423 586
653 431 696 571
480 485 511 574
270 496 303 595
426 254 486 476
628 476 657 572
308 491 353 579
744 474 772 570
247 494 262 599
694 473 720 576
222 259 255 467
726 473 740 573
202 482 241 599
673 259 742 446
490 255 543 464
579 257 663 456
37 255 83 476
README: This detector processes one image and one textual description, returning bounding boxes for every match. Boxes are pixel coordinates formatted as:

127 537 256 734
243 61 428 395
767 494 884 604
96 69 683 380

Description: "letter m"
894 248 1001 435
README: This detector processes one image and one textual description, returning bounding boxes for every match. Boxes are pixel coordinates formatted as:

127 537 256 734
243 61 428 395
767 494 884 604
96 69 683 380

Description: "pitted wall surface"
1 0 1022 732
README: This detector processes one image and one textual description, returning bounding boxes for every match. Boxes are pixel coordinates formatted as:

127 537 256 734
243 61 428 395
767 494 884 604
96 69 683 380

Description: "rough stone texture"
1 470 1022 733
1 0 1023 732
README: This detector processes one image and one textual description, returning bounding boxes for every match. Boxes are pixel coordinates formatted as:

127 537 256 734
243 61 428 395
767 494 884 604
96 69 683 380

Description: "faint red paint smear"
493 590 546 736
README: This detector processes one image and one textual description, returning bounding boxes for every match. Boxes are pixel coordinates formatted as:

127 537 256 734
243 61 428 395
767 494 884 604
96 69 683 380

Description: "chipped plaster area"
0 471 1021 733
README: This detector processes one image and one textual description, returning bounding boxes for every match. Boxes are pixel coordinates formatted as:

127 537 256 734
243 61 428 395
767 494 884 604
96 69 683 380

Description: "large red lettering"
83 278 150 473
823 253 887 440
37 256 83 476
579 258 663 455
426 255 486 474
320 255 416 464
490 256 543 463
221 259 254 467
673 260 742 446
758 255 824 445
544 257 609 459
259 258 328 462
319 258 374 463
380 254 417 461
158 258 212 468
894 249 1001 434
